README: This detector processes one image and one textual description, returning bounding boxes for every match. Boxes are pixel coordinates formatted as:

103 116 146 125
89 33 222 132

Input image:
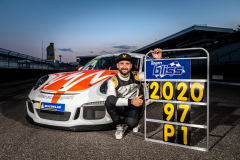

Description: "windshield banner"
146 59 191 79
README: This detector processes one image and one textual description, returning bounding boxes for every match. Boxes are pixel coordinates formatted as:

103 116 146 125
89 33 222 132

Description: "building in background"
132 25 240 82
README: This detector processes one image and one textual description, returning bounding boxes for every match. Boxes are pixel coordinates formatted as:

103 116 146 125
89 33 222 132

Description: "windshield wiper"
100 56 115 69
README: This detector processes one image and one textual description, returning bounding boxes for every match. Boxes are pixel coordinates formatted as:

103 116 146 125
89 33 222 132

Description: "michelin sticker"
38 102 65 111
146 59 191 79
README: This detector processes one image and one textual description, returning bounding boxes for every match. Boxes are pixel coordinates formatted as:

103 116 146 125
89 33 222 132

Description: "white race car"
26 53 146 131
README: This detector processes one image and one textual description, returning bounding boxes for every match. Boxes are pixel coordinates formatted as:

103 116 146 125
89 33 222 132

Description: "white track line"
210 81 240 86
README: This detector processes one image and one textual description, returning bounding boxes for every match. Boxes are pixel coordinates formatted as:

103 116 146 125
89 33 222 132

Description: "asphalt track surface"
0 82 239 159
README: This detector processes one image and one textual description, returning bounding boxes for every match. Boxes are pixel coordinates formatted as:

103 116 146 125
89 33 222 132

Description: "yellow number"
162 82 173 100
177 82 187 101
150 82 160 99
181 126 188 145
164 103 174 121
164 124 175 141
191 82 203 102
179 104 189 122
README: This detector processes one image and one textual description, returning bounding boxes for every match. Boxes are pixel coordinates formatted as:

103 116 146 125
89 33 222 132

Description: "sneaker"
115 124 125 139
133 124 140 133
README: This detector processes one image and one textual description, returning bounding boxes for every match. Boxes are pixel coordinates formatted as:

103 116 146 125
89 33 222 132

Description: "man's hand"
131 95 143 107
150 48 162 59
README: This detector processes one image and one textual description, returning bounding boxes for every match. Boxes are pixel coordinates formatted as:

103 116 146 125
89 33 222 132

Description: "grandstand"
0 48 71 71
132 25 240 82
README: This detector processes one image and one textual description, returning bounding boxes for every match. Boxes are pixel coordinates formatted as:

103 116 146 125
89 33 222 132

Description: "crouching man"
105 48 162 139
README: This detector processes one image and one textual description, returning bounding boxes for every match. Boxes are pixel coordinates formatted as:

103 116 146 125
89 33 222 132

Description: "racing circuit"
0 82 239 159
0 25 240 159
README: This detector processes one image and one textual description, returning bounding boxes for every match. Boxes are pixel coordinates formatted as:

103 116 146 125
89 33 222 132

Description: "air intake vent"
74 108 81 120
83 106 106 120
27 101 34 113
36 109 71 121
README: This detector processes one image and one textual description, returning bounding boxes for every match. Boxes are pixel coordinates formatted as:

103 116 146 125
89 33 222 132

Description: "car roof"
95 53 145 59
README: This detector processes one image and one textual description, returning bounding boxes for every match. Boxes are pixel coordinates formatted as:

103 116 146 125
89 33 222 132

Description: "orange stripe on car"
51 91 65 103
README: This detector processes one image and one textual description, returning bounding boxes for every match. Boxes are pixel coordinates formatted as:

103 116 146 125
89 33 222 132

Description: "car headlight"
33 75 49 90
100 78 111 94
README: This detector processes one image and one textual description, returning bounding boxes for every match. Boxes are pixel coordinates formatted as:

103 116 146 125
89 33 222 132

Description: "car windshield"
81 56 140 71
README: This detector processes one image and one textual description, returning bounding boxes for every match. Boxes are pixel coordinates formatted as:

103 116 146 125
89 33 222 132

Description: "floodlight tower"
42 40 43 60
59 55 62 63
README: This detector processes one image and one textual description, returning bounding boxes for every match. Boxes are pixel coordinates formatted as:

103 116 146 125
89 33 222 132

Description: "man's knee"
105 96 124 125
125 117 139 129
125 109 140 129
105 95 118 109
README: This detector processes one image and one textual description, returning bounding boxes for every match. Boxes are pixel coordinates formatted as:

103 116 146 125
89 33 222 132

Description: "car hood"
40 70 118 92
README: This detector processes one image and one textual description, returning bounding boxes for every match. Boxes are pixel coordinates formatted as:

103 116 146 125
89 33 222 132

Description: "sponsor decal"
146 59 190 79
90 58 101 63
110 76 118 87
37 94 53 99
37 94 74 101
58 95 74 101
38 102 65 111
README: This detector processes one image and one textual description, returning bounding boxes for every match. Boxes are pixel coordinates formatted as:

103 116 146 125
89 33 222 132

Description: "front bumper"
26 99 115 131
26 115 115 131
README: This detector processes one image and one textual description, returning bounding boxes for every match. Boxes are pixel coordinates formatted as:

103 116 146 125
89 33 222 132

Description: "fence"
0 48 72 71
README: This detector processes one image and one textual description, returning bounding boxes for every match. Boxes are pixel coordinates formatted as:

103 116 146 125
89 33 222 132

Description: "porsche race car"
26 53 147 131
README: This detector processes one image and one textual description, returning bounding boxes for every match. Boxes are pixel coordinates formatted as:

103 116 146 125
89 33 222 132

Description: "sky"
0 0 239 63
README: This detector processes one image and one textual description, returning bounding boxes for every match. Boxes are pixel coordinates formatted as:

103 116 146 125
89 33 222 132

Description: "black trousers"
105 101 141 130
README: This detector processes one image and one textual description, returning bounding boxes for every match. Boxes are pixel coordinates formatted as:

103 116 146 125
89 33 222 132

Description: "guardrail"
0 48 73 71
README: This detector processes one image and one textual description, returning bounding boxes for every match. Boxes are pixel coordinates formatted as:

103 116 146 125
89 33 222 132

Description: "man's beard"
119 68 130 76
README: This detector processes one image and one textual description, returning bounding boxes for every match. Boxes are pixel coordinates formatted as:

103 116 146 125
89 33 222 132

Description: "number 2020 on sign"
149 81 205 102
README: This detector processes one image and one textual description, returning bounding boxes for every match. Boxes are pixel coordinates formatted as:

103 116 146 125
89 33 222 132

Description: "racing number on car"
175 82 189 101
177 104 191 123
163 124 176 143
190 82 205 102
162 82 175 100
163 103 176 122
178 126 191 145
149 82 160 99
